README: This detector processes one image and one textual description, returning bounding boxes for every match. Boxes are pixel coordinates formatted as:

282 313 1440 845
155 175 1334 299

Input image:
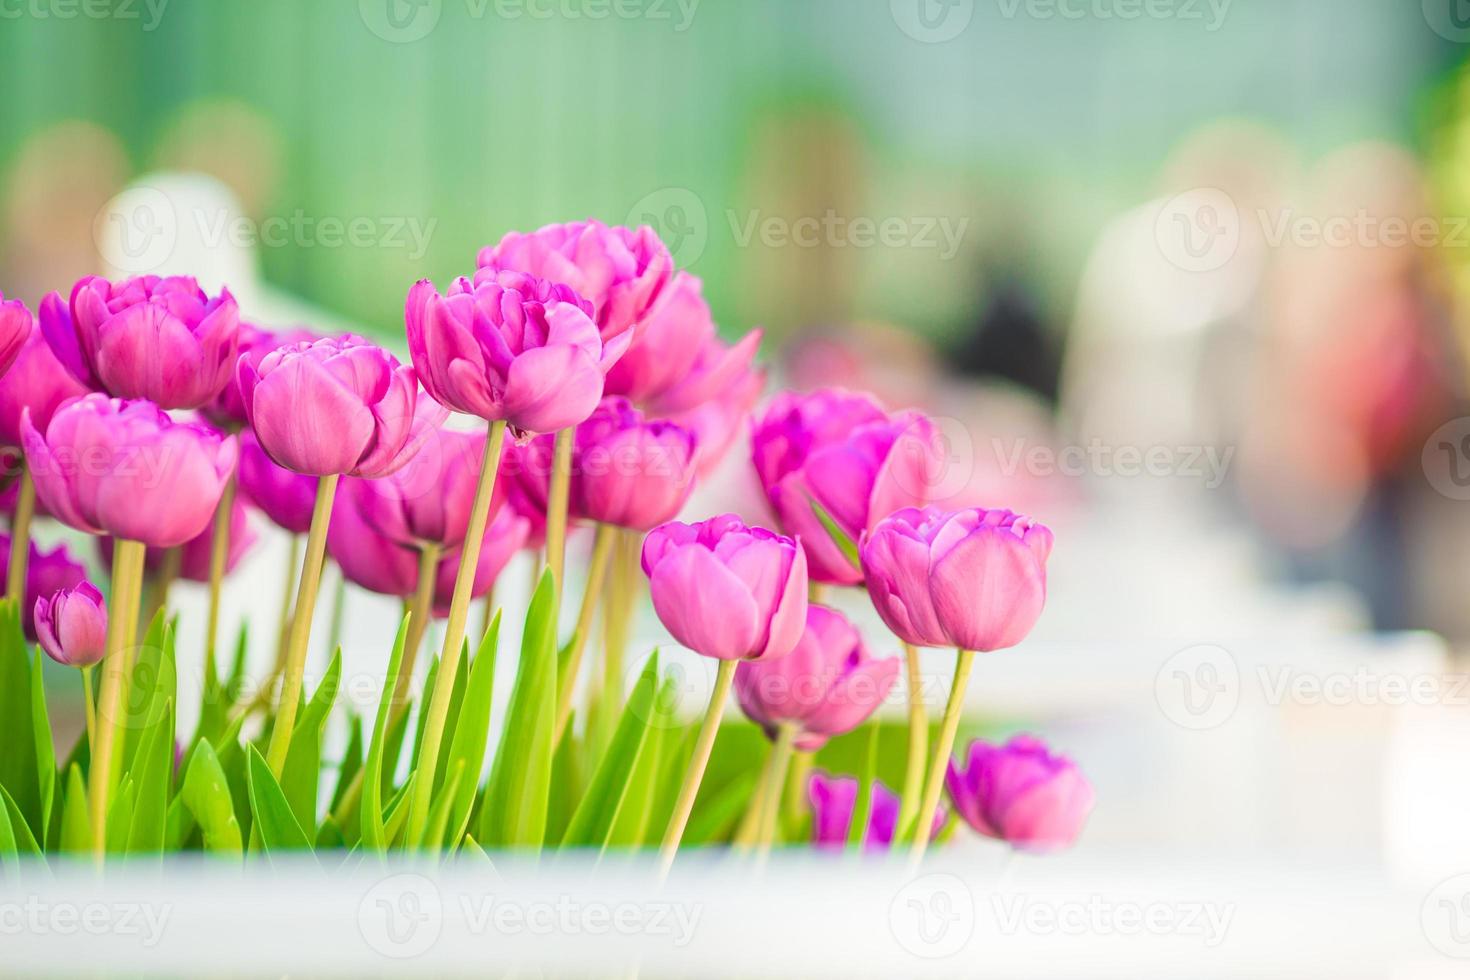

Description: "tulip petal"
252 356 376 475
37 292 94 387
929 527 1047 652
502 344 602 434
649 544 760 661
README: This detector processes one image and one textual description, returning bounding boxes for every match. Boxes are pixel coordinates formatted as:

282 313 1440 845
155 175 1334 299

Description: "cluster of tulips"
0 219 1091 866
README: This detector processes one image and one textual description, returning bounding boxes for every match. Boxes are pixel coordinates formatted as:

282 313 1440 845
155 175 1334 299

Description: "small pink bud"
34 582 108 668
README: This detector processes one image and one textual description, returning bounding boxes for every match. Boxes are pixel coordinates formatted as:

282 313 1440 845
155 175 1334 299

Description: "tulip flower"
100 494 255 583
238 334 444 478
809 771 945 852
0 292 33 380
946 735 1093 852
477 219 673 344
860 506 1052 652
34 582 107 668
0 533 86 639
22 394 237 548
405 270 627 435
735 605 899 751
752 389 944 585
39 275 240 409
602 272 718 405
203 323 316 430
238 429 319 535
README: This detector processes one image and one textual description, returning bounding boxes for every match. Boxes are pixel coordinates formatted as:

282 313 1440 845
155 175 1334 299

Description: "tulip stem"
544 427 574 602
404 418 507 849
908 648 974 867
394 542 442 715
272 535 301 672
5 463 34 602
895 642 928 840
325 567 346 660
80 665 96 756
204 471 238 687
783 748 812 833
755 723 798 858
552 523 615 745
144 547 182 627
264 473 339 776
88 537 146 860
658 658 737 877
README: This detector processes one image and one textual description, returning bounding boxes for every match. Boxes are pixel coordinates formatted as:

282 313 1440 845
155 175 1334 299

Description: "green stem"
5 464 34 601
325 565 347 658
754 723 798 858
731 740 778 851
895 642 928 840
393 542 442 715
204 471 238 686
552 523 615 743
908 648 974 866
264 473 339 776
404 419 506 848
88 538 146 859
81 665 96 757
658 658 737 877
544 427 574 602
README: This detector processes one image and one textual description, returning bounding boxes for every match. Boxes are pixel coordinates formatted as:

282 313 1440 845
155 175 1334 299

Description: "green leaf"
361 617 411 854
0 784 42 862
382 773 417 849
0 601 42 842
125 698 175 854
30 651 56 844
282 649 342 831
181 740 242 857
329 714 364 815
684 768 760 846
433 642 471 798
404 655 437 777
432 613 500 850
59 765 92 854
422 760 464 854
478 570 558 849
562 653 660 849
245 745 311 855
105 777 135 854
122 611 175 778
808 496 861 570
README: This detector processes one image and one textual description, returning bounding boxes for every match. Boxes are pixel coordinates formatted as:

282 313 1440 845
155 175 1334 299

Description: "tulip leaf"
562 652 660 849
59 764 92 854
432 612 500 850
422 760 464 854
329 713 364 816
808 496 862 571
0 600 43 844
181 740 242 858
847 723 881 849
684 768 760 847
122 611 175 779
0 783 41 860
30 651 56 844
245 745 312 855
283 648 342 831
404 655 437 777
0 790 16 870
382 773 417 849
361 617 411 854
126 698 175 855
105 777 135 854
478 570 558 849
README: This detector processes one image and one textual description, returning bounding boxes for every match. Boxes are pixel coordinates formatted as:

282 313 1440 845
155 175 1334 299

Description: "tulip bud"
34 582 108 668
641 514 807 662
808 771 944 852
946 735 1093 852
735 605 899 750
860 506 1052 651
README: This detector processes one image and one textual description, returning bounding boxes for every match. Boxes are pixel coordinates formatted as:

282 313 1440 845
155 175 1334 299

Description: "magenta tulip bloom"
946 735 1093 852
513 398 697 531
641 514 807 662
861 506 1052 651
662 357 765 477
809 771 945 852
0 534 86 639
34 582 107 668
204 323 316 429
238 335 445 478
735 605 899 750
406 270 626 435
0 292 33 379
477 220 673 344
39 275 240 409
105 493 255 582
237 429 319 535
602 272 717 405
339 427 503 550
22 395 237 548
752 389 944 584
0 328 90 450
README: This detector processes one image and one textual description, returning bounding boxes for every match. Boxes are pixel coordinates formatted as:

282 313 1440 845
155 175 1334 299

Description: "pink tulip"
946 735 1093 852
808 771 945 852
735 605 899 750
237 335 445 477
752 389 944 584
102 493 255 582
661 357 765 477
641 514 807 662
860 506 1052 651
39 275 240 409
237 429 319 535
602 272 717 405
0 328 90 450
512 397 697 532
0 292 33 379
476 219 673 344
22 395 237 548
203 323 316 429
337 427 504 551
0 533 86 639
406 270 626 435
34 582 107 668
